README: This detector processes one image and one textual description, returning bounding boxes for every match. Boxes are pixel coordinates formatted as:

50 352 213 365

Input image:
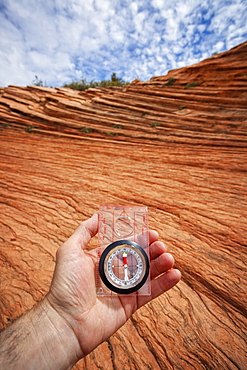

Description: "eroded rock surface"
0 42 247 369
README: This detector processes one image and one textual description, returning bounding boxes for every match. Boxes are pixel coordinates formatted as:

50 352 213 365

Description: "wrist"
0 296 83 370
32 296 83 369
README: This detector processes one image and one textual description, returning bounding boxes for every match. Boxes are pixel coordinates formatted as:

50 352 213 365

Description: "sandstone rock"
0 42 247 369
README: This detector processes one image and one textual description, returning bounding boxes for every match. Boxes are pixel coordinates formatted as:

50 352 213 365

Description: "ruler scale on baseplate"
96 205 151 296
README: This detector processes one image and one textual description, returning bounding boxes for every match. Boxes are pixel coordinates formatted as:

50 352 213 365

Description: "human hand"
46 213 181 362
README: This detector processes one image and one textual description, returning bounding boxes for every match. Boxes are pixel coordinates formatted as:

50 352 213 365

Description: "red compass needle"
123 252 129 281
123 252 128 266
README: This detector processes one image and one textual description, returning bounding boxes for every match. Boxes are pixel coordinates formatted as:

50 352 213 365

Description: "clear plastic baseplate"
96 205 151 297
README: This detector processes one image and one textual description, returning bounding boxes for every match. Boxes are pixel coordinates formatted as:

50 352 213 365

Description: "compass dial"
99 240 150 294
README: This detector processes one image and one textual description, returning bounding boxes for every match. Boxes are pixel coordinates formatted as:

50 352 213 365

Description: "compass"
99 240 150 294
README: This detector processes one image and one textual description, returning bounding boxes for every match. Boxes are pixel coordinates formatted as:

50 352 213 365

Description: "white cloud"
0 0 246 87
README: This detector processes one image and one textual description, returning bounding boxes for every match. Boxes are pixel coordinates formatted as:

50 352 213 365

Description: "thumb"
65 213 99 250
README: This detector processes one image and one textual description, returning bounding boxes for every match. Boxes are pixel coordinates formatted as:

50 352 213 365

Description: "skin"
0 213 181 370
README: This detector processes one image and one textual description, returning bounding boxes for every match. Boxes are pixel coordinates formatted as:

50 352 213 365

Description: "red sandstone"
0 42 247 369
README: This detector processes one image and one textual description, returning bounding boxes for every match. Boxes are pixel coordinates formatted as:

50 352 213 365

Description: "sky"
0 0 246 87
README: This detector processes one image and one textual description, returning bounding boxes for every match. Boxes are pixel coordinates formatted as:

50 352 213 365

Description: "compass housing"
99 240 150 294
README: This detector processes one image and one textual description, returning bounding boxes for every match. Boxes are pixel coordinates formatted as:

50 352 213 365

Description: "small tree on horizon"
111 72 122 82
32 75 45 86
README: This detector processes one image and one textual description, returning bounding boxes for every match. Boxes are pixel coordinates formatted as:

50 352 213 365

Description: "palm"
47 214 181 357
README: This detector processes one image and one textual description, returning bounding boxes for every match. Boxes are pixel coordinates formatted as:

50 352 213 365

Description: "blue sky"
0 0 246 87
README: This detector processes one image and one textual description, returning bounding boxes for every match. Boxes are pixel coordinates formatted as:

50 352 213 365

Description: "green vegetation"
111 124 123 129
81 127 94 133
2 123 10 128
32 76 46 86
64 73 129 91
26 125 35 132
184 82 199 89
178 105 186 110
162 77 176 87
150 122 161 128
105 131 119 136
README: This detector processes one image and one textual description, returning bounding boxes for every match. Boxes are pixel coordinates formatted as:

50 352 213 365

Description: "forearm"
0 297 82 370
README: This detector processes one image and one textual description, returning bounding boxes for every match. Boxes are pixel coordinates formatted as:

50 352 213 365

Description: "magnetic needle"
99 240 150 294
